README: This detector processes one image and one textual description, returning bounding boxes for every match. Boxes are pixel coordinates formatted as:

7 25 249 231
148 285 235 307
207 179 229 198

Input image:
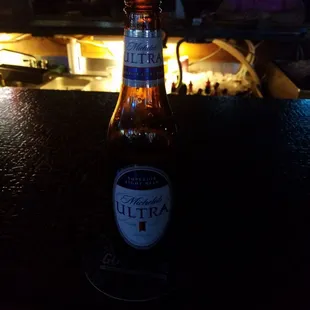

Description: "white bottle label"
113 166 171 250
123 30 164 87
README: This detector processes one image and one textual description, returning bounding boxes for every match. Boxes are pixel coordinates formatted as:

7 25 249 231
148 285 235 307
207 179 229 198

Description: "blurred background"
0 0 309 98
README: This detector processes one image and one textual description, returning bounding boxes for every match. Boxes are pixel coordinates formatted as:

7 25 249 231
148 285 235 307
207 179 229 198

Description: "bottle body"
107 0 177 265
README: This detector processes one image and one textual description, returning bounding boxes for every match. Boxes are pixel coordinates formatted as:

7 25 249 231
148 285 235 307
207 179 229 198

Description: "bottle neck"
122 0 165 88
124 1 162 31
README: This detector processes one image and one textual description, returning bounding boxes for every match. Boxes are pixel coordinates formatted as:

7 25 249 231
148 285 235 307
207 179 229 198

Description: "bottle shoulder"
108 85 177 135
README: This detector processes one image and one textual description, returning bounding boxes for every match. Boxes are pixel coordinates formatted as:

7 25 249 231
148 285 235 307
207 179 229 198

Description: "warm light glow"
164 43 178 58
99 40 183 92
0 33 30 42
72 38 251 95
104 41 124 91
0 33 13 42
0 50 34 67
167 55 188 74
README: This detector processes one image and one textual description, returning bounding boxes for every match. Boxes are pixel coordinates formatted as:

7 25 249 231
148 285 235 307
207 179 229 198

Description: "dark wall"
181 0 310 22
32 0 176 15
181 0 221 20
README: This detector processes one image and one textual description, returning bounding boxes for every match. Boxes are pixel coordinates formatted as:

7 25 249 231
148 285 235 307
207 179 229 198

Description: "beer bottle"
107 0 177 266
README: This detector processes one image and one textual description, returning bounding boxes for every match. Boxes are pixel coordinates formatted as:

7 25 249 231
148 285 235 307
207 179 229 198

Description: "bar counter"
0 88 310 309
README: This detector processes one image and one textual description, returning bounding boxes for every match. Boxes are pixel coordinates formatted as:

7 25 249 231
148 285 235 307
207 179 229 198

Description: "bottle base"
83 234 175 302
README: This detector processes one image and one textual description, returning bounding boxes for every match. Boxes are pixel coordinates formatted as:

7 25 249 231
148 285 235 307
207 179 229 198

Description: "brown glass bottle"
107 0 177 266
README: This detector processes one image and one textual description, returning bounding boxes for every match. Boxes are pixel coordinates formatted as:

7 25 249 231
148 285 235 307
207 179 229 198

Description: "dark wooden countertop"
0 89 310 309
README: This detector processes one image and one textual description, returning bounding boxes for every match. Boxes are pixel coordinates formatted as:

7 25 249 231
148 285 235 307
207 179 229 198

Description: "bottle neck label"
113 165 171 250
123 30 164 88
